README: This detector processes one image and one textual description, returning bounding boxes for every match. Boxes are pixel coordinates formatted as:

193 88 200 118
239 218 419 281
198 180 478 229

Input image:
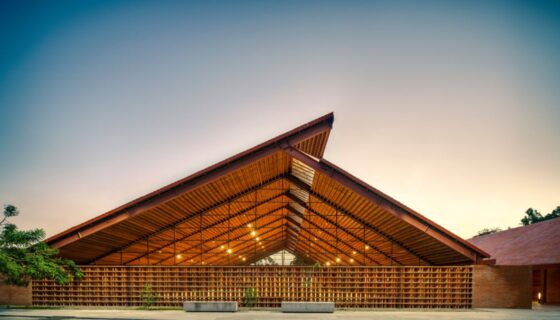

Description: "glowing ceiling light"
176 254 182 259
326 262 331 266
336 257 341 263
352 251 357 255
350 258 354 263
247 223 252 228
242 257 246 261
227 248 233 254
251 231 257 237
255 237 260 241
220 245 225 249
365 245 370 250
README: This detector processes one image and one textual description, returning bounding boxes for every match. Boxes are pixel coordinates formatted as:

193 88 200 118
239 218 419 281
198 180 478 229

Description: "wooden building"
31 113 495 308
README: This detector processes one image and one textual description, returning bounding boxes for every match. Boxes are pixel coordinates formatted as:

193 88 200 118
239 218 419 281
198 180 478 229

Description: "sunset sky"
1 0 559 240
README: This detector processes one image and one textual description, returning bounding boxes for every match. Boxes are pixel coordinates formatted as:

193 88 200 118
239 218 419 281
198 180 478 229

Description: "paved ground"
1 307 560 320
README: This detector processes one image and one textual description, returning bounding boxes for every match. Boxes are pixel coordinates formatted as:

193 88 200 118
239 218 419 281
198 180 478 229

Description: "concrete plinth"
183 301 238 312
281 301 335 313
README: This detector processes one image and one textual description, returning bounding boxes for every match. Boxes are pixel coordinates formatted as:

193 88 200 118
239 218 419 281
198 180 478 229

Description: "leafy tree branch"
0 204 83 286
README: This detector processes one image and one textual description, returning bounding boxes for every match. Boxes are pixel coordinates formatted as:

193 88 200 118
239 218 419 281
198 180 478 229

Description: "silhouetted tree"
521 206 560 225
0 204 82 286
475 228 502 237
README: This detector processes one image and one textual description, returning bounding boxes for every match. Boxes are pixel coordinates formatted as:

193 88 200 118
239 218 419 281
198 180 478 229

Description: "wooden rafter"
186 217 287 265
48 113 333 249
286 206 382 265
87 175 286 264
283 146 486 262
124 194 287 265
285 174 431 265
286 194 405 265
285 216 362 265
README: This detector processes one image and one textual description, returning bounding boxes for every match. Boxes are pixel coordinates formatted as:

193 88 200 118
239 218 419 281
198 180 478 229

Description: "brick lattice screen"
33 266 472 308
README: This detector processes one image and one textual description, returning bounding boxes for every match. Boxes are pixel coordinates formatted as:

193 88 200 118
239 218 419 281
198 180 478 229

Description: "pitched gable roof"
469 218 560 265
47 113 488 266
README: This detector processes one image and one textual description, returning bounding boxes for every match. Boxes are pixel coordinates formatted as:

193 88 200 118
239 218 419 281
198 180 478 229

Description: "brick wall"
0 283 32 306
546 267 560 304
472 265 532 309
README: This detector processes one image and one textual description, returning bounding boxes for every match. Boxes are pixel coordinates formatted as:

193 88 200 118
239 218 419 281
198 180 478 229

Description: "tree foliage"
475 227 502 237
254 256 278 266
0 204 83 286
242 286 257 308
290 254 314 266
521 207 560 225
141 283 157 308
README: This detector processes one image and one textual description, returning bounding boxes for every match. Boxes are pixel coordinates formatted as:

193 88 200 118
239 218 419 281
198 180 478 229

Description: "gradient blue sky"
1 0 559 239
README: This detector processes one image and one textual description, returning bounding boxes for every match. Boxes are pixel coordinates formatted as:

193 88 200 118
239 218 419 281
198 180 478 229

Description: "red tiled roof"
469 218 560 266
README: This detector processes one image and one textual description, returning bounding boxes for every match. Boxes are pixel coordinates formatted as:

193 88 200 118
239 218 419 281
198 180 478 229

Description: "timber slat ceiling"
47 113 489 266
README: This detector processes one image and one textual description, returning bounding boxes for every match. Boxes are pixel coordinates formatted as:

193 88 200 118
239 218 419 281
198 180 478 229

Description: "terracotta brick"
472 265 532 309
546 268 560 304
0 282 32 306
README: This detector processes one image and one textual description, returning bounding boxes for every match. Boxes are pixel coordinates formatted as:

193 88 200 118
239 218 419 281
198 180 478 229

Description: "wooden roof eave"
47 113 334 249
282 145 490 263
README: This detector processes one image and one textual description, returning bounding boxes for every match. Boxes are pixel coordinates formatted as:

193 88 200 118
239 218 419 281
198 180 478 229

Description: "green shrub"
243 286 257 308
141 283 157 308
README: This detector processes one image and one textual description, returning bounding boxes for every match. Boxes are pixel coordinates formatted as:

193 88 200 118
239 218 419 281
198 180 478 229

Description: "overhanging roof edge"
319 157 491 260
46 112 334 248
282 145 490 261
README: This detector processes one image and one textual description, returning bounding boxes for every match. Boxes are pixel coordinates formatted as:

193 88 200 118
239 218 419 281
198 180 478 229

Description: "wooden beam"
286 174 431 265
286 206 382 265
208 228 287 266
285 216 364 266
179 214 287 266
241 241 287 266
284 146 486 262
124 193 287 265
87 175 286 264
284 228 335 266
286 193 403 265
48 113 333 249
